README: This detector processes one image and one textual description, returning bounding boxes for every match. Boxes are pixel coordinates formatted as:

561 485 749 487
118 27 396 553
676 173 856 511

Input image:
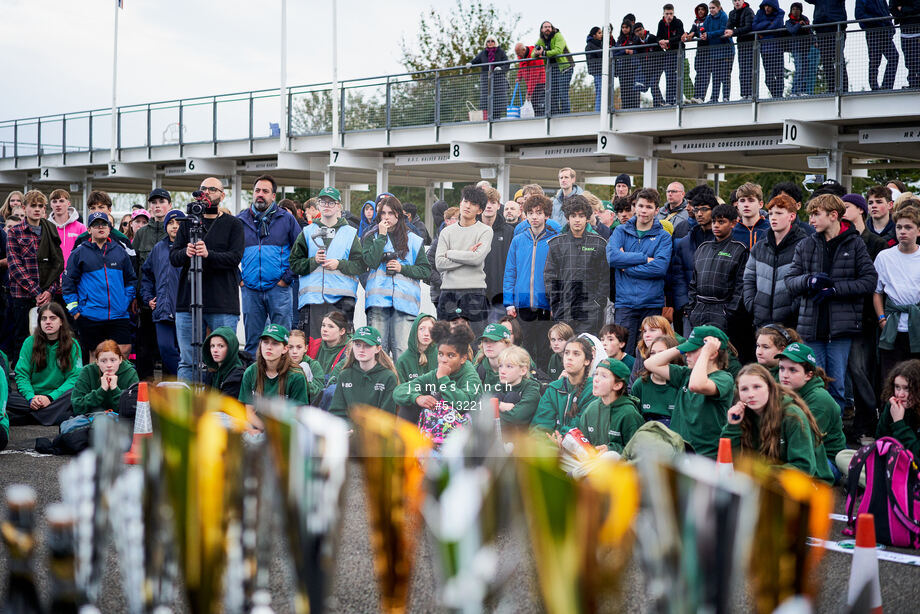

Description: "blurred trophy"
351 405 432 614
514 436 639 614
259 398 350 614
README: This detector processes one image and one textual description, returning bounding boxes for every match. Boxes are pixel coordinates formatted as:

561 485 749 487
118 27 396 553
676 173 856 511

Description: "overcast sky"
1 0 862 121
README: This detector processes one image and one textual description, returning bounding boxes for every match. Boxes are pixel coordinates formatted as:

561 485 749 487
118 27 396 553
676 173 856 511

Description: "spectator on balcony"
536 21 573 115
806 0 849 93
655 4 686 106
586 26 606 112
725 0 756 99
683 4 712 103
857 0 900 91
470 34 510 120
514 43 546 117
891 0 920 89
614 22 640 109
752 0 786 99
786 3 815 96
703 1 733 102
632 23 662 102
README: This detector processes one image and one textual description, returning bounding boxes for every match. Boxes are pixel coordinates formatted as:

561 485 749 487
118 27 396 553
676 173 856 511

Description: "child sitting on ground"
532 337 596 435
238 325 309 431
630 335 683 426
545 322 575 381
287 329 325 403
329 326 399 418
475 323 513 392
71 340 139 415
577 358 643 453
203 327 249 400
494 345 542 434
599 323 635 372
395 314 436 383
754 324 800 380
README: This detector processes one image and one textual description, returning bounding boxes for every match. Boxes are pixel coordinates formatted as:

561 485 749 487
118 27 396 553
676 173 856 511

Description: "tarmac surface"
2 423 920 613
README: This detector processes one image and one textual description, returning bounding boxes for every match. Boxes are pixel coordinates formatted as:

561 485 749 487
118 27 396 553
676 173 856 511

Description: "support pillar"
424 184 435 234
642 156 658 190
82 178 92 221
343 188 352 213
232 172 242 214
827 146 844 182
496 161 511 203
376 164 389 195
323 167 336 189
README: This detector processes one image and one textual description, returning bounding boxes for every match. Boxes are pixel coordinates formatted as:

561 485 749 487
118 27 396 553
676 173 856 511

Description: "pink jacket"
50 208 87 264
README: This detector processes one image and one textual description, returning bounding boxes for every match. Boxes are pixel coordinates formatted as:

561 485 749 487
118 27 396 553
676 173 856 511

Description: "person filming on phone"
289 187 366 344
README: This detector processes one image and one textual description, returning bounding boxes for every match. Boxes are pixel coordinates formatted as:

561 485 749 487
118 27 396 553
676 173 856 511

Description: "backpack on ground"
844 436 920 548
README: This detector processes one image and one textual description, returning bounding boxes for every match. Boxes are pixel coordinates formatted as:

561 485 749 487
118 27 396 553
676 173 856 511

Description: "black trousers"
4 296 34 359
517 308 553 370
7 389 74 426
134 307 160 379
879 332 920 390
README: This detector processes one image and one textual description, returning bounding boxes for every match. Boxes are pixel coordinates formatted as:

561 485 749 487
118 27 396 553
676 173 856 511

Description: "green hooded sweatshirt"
494 377 542 428
14 336 83 401
577 394 644 452
71 360 139 415
546 352 563 381
297 356 326 404
395 314 437 383
329 362 398 419
393 360 482 409
630 376 678 419
797 376 845 463
876 402 920 458
238 364 309 406
315 337 350 376
203 327 246 398
721 399 835 484
531 376 595 434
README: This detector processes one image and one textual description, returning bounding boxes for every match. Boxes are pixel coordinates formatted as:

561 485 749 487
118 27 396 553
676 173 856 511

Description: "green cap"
318 186 341 202
602 200 615 212
776 342 817 367
352 326 382 346
676 325 729 353
480 323 511 342
597 358 631 381
260 323 290 344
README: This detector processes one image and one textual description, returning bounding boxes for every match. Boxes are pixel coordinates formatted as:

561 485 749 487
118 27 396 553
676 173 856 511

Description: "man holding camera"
168 176 245 382
289 187 366 342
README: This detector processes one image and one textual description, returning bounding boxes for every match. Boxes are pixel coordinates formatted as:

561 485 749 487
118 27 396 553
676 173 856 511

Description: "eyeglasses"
666 189 683 193
695 206 712 212
198 186 224 193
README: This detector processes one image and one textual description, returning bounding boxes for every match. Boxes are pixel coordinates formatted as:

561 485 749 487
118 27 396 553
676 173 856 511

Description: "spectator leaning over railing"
586 26 605 112
891 0 920 89
806 0 849 92
786 3 815 96
536 21 573 115
726 0 756 99
614 21 640 109
703 1 733 102
684 4 711 103
470 34 510 120
514 43 546 116
655 4 686 106
632 23 662 100
856 0 900 91
752 0 786 99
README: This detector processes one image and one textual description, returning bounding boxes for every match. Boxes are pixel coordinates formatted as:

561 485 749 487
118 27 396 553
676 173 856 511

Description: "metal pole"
110 2 119 163
331 0 340 148
600 0 611 125
279 0 288 150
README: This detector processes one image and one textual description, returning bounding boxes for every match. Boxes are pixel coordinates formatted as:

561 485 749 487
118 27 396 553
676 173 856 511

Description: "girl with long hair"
630 335 683 426
395 314 437 383
532 337 596 434
723 363 834 483
312 310 351 377
329 326 399 418
119 213 134 240
0 190 24 221
7 303 83 426
754 324 801 379
71 340 139 415
577 358 643 452
238 325 309 431
286 329 325 403
630 315 679 384
361 195 431 360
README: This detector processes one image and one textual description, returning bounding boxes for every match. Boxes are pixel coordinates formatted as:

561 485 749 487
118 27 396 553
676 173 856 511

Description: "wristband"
878 314 887 321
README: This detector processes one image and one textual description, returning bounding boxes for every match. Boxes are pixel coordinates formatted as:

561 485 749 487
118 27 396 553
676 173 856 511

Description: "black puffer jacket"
786 223 878 341
484 216 515 306
742 224 808 328
688 237 749 330
543 229 609 331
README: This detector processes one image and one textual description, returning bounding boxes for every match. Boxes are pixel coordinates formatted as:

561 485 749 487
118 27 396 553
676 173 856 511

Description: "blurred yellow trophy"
351 405 431 614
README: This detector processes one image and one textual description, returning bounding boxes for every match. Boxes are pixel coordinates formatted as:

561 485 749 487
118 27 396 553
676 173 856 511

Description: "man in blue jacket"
857 0 899 90
63 211 136 358
504 194 558 368
806 0 849 92
140 209 186 376
607 188 673 355
238 175 302 354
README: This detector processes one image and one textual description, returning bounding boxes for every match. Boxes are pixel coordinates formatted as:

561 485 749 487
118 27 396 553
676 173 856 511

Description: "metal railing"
1 17 918 162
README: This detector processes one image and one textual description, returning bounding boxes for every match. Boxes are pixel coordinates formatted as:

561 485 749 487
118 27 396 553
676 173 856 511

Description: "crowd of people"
0 169 919 489
470 2 920 117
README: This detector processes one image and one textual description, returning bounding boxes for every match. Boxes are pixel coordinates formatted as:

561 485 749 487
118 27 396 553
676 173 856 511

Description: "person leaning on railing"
514 43 547 116
806 0 849 92
469 34 510 120
536 21 572 115
856 0 900 91
890 0 920 89
785 3 815 96
725 0 755 99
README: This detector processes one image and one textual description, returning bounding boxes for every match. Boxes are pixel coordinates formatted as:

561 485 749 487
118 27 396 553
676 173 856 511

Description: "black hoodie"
169 212 245 314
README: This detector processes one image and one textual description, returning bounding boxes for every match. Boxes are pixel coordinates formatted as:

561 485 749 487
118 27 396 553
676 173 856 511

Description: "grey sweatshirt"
435 221 493 290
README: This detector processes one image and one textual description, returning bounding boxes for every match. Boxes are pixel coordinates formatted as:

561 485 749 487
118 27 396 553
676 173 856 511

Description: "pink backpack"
844 436 920 548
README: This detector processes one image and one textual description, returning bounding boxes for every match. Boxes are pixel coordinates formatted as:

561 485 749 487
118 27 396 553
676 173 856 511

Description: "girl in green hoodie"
544 322 575 382
494 345 542 433
393 321 482 425
329 326 399 419
628 335 682 426
577 358 643 453
531 337 595 435
286 329 326 404
722 363 834 484
395 314 436 383
71 340 139 415
475 323 513 393
313 311 351 379
203 327 248 400
755 324 800 382
7 303 82 426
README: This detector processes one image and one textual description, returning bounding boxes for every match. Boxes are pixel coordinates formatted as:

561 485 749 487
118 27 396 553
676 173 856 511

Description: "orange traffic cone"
717 437 733 477
124 382 152 465
847 513 883 613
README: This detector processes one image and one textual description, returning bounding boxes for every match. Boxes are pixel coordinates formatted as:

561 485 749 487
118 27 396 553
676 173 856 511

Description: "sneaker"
689 97 703 104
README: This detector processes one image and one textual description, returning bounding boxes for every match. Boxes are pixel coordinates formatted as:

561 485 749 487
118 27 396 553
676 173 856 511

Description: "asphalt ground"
2 424 920 613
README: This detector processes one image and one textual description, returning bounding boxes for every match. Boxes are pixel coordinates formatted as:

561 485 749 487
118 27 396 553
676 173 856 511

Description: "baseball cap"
87 211 112 227
513 188 524 200
163 209 186 225
260 323 290 344
352 326 383 346
147 188 171 203
480 323 511 342
842 193 868 216
132 209 150 220
811 179 846 198
596 358 631 381
776 342 817 367
676 325 729 353
602 200 615 212
318 187 341 202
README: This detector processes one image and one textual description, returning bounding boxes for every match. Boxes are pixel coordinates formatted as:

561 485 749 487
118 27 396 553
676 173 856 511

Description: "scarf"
251 202 277 238
487 47 496 62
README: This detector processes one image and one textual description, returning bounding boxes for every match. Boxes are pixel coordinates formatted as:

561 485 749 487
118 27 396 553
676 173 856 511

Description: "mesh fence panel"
390 75 436 127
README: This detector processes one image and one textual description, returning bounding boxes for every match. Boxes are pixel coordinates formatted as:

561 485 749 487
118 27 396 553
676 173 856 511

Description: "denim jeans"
176 311 240 382
592 74 602 111
790 47 810 95
366 307 416 361
550 67 572 115
242 284 293 354
615 306 661 358
154 320 180 376
808 338 853 412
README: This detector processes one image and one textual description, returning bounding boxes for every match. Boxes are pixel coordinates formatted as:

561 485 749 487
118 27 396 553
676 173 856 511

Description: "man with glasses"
169 177 245 382
238 175 302 354
288 187 366 343
656 181 689 227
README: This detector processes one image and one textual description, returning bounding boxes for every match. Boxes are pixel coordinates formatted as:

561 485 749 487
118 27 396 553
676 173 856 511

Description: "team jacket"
63 238 136 322
543 230 609 325
688 236 749 330
238 205 302 290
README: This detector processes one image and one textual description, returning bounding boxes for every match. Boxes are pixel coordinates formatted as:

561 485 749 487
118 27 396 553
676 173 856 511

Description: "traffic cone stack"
716 437 733 477
124 382 152 465
847 513 883 614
